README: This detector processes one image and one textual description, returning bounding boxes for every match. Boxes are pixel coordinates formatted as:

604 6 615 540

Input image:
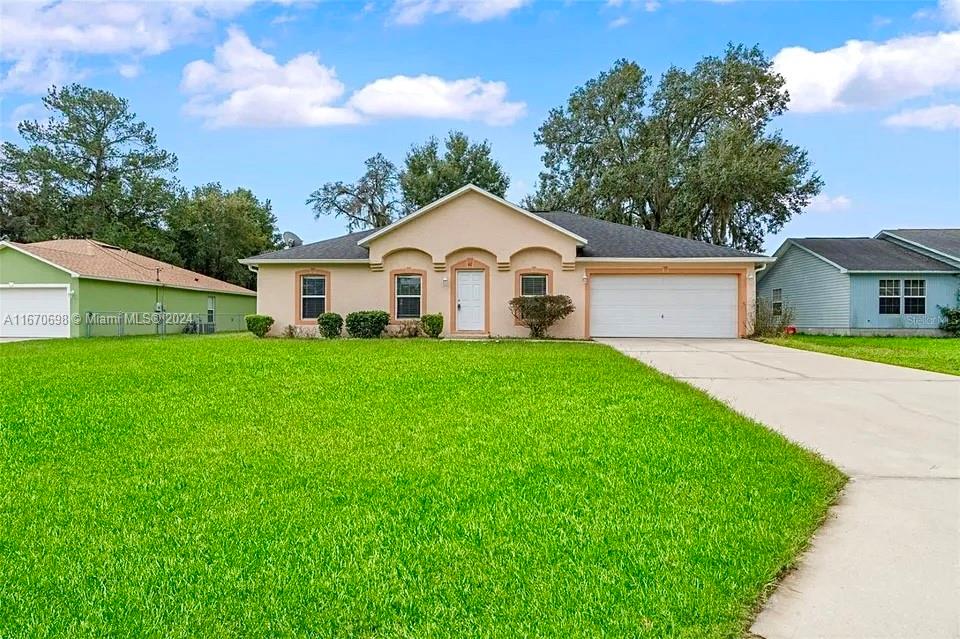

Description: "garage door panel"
0 286 71 338
590 275 738 338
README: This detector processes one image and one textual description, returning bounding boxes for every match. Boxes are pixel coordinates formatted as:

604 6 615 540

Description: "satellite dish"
282 231 303 248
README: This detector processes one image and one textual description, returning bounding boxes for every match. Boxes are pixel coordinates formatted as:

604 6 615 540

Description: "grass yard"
1 336 843 638
759 334 959 376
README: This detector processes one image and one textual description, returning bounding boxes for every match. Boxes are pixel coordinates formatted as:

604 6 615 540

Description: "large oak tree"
525 45 822 252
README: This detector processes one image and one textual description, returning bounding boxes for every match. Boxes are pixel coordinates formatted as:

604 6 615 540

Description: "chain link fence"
84 312 248 337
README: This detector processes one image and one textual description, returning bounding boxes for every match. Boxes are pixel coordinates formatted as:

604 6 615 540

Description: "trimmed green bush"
345 310 390 338
420 313 443 338
939 291 960 337
317 312 344 339
508 295 575 338
245 314 275 338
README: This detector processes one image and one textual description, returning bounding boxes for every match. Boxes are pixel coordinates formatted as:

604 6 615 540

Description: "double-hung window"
301 276 326 320
395 275 422 319
903 279 926 314
520 273 548 297
772 288 783 316
878 279 900 315
207 296 216 324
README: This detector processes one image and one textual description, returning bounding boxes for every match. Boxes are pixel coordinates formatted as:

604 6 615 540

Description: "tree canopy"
306 153 404 233
307 131 510 231
165 184 280 289
1 84 180 260
400 131 509 209
0 84 279 287
526 46 822 251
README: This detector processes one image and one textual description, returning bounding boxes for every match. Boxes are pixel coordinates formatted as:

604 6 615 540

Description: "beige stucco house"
241 185 773 339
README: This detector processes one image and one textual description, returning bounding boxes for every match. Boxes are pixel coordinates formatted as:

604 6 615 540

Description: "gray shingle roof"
792 238 958 272
535 211 763 259
247 212 763 261
249 229 372 260
882 229 960 260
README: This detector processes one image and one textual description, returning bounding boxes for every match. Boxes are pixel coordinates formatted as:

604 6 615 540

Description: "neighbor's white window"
772 288 783 316
301 276 326 319
879 279 900 315
395 275 422 319
207 296 216 324
520 274 548 297
904 279 926 315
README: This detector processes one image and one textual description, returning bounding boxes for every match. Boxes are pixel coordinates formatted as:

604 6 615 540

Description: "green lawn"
759 335 959 376
1 336 843 638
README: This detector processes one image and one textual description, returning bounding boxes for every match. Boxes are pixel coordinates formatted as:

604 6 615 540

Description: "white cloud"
806 193 853 213
117 63 143 79
608 16 630 28
942 0 960 23
884 104 960 130
0 0 292 93
773 31 960 113
181 28 526 127
391 0 528 25
181 27 358 127
4 102 46 129
349 75 526 125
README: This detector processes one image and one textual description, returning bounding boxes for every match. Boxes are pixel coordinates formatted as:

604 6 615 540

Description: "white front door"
456 270 484 331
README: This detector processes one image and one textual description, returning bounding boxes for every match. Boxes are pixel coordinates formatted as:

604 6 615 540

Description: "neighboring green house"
758 229 960 335
0 239 256 339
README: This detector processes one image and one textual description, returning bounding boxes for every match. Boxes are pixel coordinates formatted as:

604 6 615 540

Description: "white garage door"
0 286 71 339
590 274 738 338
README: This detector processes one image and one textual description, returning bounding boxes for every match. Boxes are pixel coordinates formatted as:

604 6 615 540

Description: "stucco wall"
365 190 580 266
256 256 756 339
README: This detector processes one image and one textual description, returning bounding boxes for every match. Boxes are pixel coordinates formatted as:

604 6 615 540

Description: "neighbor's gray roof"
247 212 762 261
791 238 959 272
882 229 960 259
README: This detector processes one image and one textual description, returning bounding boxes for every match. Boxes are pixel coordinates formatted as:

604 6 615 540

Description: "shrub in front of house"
508 295 575 339
420 313 443 338
317 312 344 339
751 298 795 337
245 314 275 338
345 310 390 338
395 320 421 338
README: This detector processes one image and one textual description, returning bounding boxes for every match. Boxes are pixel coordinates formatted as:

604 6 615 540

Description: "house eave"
0 241 80 278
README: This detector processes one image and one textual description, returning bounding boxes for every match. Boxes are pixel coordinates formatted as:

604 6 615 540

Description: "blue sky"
1 0 958 252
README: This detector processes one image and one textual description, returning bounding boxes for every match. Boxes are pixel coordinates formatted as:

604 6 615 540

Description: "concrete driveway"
599 338 960 639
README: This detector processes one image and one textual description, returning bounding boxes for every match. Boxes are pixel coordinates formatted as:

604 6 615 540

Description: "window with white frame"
395 275 422 319
520 273 548 297
904 279 926 314
207 296 215 324
301 276 326 319
772 288 783 316
878 279 900 315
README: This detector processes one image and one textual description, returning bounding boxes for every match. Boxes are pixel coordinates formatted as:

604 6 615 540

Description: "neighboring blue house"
758 229 960 335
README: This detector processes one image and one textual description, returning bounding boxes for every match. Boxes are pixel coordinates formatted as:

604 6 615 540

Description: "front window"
520 273 548 297
301 276 326 319
904 279 926 314
879 279 900 315
207 296 215 324
772 288 783 317
395 275 422 319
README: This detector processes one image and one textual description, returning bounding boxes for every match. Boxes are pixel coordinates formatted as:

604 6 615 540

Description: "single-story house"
0 239 256 339
758 229 960 335
241 185 772 339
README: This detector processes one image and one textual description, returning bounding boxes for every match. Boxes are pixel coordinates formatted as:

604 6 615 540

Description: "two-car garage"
588 274 740 338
